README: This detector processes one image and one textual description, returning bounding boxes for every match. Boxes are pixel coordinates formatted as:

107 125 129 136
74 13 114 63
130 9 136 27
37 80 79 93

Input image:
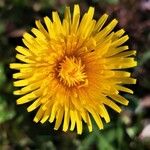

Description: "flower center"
58 56 88 87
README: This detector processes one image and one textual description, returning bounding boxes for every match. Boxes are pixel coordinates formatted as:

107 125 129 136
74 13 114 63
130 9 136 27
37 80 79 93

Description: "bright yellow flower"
10 5 137 134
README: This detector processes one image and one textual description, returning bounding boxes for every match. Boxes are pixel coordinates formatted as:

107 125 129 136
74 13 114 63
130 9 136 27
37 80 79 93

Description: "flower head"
10 5 137 134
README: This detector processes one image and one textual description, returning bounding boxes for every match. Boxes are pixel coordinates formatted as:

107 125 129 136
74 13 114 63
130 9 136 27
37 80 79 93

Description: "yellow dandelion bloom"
10 5 137 134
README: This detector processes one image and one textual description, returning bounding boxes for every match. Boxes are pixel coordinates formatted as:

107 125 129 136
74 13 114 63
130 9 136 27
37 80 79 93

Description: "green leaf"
93 0 119 4
0 63 6 88
11 0 28 6
0 96 16 123
98 136 115 150
77 133 96 150
0 22 5 34
107 0 119 4
139 50 150 66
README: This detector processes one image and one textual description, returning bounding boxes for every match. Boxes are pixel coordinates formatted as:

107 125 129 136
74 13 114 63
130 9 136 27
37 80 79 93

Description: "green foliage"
0 22 5 34
103 0 119 4
0 96 16 123
139 50 150 66
93 0 119 4
11 0 28 6
0 63 6 88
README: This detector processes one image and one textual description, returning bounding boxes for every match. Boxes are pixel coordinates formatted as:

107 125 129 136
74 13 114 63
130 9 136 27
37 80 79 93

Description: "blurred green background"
0 0 150 149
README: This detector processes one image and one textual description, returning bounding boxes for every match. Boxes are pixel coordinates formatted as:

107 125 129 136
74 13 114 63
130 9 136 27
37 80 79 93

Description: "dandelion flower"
10 5 137 134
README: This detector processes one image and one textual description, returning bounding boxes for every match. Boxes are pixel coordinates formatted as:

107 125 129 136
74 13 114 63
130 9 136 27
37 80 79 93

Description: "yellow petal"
93 13 108 34
71 4 80 33
35 20 50 39
15 46 31 56
111 35 129 47
109 94 129 105
27 98 41 112
13 72 31 79
77 7 94 37
95 19 118 42
54 108 64 130
63 106 70 132
49 103 59 123
16 89 41 104
34 107 44 123
31 28 45 40
105 46 129 57
99 105 110 123
64 6 71 31
70 109 76 131
113 29 125 40
16 54 35 63
44 16 56 39
111 77 136 84
10 63 32 70
103 98 121 113
40 104 52 124
115 85 133 94
14 79 29 87
114 50 136 58
86 106 103 129
75 110 83 134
